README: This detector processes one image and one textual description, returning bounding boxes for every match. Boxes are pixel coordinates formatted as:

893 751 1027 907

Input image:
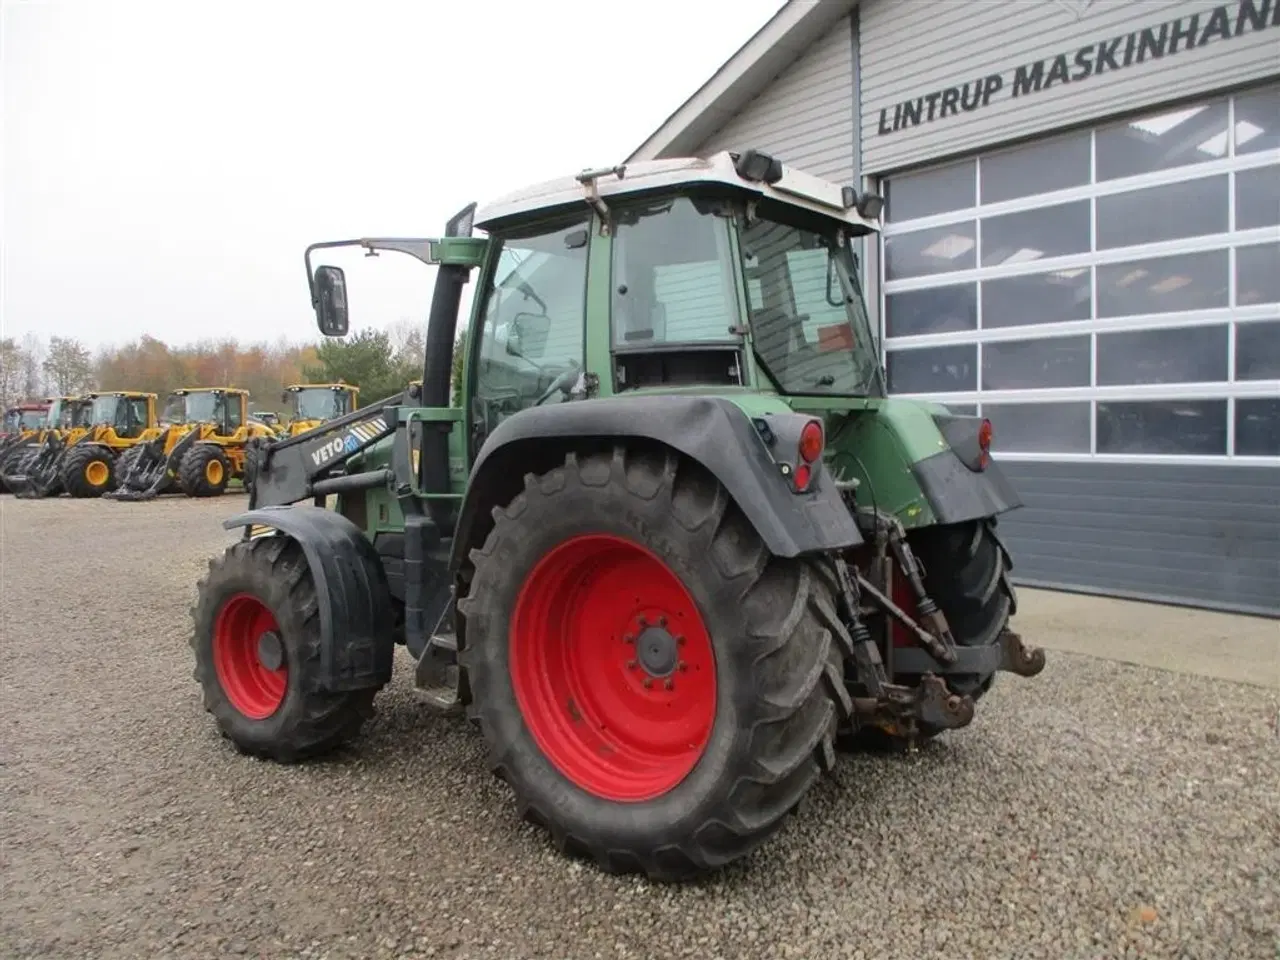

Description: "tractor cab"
471 182 884 447
281 382 359 434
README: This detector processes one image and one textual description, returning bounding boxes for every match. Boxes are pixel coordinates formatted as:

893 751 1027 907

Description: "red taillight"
978 418 993 468
794 462 812 491
798 420 824 463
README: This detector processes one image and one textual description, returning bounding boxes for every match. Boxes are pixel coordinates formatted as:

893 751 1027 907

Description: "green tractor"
190 150 1045 881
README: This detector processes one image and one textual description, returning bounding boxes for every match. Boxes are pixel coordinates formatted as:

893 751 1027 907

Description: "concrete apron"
1012 588 1280 690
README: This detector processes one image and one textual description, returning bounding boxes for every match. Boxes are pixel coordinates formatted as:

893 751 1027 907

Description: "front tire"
459 445 850 881
61 444 116 498
191 535 378 762
180 444 230 497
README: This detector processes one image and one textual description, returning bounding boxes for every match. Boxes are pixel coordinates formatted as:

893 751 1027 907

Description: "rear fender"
825 399 1022 529
222 506 395 692
451 394 863 575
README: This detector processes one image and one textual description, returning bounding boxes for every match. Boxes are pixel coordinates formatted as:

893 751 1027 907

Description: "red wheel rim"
509 534 716 802
212 593 288 720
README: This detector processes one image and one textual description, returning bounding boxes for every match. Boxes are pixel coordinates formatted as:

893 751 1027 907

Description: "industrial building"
629 0 1280 615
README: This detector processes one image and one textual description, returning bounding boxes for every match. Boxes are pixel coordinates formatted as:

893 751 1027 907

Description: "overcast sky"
2 0 784 351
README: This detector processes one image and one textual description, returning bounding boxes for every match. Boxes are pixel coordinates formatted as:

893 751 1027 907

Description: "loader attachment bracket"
106 427 198 501
5 434 65 499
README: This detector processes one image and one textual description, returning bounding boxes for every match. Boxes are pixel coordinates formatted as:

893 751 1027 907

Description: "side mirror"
281 390 290 404
507 312 551 358
313 265 349 337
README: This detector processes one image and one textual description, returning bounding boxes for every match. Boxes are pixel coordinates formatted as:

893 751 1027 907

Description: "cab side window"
130 398 149 436
471 214 590 447
224 395 243 432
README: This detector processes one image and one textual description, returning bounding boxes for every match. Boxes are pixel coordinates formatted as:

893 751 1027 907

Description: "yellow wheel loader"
1 396 96 497
56 392 162 498
108 387 275 501
0 402 52 492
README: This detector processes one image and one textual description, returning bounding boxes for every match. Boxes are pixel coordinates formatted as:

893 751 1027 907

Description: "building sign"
876 0 1279 136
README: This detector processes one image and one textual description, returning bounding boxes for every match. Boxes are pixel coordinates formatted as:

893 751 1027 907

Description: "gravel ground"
1 495 1277 960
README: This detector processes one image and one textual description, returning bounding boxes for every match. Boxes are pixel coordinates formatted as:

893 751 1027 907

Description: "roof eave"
626 0 860 163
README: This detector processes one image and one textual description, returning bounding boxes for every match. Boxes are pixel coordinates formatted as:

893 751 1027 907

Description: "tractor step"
414 628 462 717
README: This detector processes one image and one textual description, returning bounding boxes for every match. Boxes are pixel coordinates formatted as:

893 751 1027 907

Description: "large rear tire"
459 445 850 881
847 518 1014 750
191 535 379 762
61 444 116 498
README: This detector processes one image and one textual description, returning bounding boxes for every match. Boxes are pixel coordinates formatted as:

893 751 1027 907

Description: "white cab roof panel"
474 151 881 233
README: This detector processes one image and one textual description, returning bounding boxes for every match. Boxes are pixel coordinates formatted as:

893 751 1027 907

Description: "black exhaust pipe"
417 202 477 520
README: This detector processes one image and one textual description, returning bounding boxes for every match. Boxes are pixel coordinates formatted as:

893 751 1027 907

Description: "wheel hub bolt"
627 660 639 670
664 679 674 691
657 616 667 628
624 634 636 644
257 630 285 671
643 678 653 689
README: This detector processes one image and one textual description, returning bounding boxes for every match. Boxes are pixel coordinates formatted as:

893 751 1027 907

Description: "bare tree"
0 338 27 408
42 336 95 395
19 333 44 398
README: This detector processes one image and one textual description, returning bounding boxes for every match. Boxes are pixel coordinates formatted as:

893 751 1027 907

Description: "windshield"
165 392 220 424
71 402 92 428
21 410 46 429
740 215 883 397
43 401 64 428
293 388 349 421
89 396 119 425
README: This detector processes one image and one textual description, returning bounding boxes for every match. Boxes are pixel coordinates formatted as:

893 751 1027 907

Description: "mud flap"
222 505 396 692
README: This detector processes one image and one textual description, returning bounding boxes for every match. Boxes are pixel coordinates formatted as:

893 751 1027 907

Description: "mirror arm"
304 238 443 302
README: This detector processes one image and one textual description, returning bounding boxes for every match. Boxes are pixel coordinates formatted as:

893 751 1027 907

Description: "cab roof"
89 391 156 399
172 387 248 395
474 150 883 233
285 382 358 392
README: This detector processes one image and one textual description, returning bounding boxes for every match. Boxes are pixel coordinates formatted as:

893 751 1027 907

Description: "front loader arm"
247 393 407 509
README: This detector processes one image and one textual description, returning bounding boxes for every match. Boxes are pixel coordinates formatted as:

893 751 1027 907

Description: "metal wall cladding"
696 16 858 183
998 459 1280 617
859 0 1280 174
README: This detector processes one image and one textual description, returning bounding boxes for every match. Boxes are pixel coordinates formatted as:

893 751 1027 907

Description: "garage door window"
880 81 1280 463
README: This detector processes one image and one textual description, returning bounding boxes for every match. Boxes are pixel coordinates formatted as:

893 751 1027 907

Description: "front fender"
222 505 394 692
454 394 863 572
